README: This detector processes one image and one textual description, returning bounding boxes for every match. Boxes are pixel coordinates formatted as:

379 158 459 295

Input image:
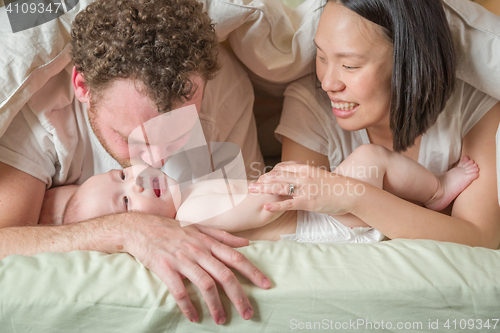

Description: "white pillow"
443 0 500 102
223 0 500 95
1 0 499 137
0 0 94 137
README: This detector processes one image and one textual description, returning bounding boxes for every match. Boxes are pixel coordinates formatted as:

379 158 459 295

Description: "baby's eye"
123 196 129 210
120 170 126 180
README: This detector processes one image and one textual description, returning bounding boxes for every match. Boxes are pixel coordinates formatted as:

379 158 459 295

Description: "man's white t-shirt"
0 46 263 188
276 74 498 173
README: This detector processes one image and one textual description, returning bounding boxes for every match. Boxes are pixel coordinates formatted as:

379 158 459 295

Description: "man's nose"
140 145 168 168
321 66 346 92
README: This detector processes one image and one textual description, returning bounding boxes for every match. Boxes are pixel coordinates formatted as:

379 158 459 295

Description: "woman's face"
315 1 394 132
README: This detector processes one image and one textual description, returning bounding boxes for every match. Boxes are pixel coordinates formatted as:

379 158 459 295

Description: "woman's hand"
249 162 361 216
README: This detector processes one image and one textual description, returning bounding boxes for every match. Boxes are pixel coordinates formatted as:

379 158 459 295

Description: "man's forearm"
0 209 271 323
0 214 125 259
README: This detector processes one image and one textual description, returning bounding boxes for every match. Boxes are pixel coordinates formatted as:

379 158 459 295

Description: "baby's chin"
163 210 177 220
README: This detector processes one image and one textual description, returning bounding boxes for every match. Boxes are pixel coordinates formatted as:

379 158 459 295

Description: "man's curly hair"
70 0 221 112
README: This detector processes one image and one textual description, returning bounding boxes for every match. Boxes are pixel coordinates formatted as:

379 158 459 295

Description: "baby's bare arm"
177 180 288 232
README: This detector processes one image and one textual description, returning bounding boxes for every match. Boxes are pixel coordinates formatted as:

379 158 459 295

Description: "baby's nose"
134 184 145 193
131 176 145 193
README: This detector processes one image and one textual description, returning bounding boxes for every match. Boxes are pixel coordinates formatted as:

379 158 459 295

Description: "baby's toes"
460 156 471 164
464 163 479 175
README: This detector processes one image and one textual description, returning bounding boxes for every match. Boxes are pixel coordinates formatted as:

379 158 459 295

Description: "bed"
1 0 499 331
2 240 500 332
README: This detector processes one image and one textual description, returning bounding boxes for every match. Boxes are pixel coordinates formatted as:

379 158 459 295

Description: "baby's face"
75 165 181 220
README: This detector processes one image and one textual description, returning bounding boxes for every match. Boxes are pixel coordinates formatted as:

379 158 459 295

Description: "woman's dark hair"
331 0 456 152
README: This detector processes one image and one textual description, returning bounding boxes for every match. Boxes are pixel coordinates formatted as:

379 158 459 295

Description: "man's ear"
72 67 90 103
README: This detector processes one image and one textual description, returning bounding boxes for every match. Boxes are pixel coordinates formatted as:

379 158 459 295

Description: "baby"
63 144 480 243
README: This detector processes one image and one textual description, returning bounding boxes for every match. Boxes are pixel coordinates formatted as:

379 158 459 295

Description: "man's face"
87 77 205 168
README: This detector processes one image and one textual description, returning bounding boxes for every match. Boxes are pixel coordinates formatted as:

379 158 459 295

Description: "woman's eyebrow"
335 52 366 60
313 39 366 60
313 39 323 51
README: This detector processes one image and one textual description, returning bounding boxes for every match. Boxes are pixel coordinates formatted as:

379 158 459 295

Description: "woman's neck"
366 126 393 150
367 126 422 162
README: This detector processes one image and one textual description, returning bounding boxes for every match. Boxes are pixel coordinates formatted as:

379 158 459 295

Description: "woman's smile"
331 100 359 118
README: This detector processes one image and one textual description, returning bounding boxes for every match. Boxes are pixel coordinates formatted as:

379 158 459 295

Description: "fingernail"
262 277 271 288
190 315 199 323
218 315 226 325
264 204 272 211
244 308 253 320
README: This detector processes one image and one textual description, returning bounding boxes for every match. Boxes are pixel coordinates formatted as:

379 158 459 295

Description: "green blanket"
1 239 499 332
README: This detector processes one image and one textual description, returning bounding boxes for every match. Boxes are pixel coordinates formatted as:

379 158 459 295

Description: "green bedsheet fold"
1 239 499 332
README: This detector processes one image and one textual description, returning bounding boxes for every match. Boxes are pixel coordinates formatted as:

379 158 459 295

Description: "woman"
250 0 500 248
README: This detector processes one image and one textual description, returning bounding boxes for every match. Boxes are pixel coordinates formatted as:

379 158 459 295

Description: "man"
0 0 268 325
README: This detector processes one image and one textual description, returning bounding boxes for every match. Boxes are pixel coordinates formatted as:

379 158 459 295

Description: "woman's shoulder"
284 73 321 101
438 79 499 133
419 79 498 172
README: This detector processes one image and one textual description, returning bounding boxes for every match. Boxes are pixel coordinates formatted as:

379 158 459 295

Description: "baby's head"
64 165 181 224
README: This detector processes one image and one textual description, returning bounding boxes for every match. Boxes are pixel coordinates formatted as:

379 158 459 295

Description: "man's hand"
0 162 271 325
38 185 79 225
121 213 271 324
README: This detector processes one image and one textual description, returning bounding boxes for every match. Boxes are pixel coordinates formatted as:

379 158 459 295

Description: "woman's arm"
354 104 500 248
449 102 500 244
282 136 330 168
256 104 500 248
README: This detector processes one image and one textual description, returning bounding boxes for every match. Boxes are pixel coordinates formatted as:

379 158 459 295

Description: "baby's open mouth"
152 177 161 197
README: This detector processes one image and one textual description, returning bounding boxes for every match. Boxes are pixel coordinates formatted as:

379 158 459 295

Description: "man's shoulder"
216 45 249 78
200 44 253 119
205 45 250 93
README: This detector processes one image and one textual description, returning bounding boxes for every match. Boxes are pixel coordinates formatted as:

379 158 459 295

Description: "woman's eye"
120 170 126 180
123 196 129 210
343 65 358 70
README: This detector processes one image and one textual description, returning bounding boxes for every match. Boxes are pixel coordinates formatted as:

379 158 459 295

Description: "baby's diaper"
281 211 385 244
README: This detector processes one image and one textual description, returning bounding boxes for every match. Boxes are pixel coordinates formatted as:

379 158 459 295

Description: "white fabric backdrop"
1 0 500 135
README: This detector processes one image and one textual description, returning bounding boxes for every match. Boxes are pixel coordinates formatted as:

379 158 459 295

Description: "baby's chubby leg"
330 144 390 228
335 144 479 213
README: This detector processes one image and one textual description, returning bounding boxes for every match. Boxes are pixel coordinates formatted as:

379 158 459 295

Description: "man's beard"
88 105 132 168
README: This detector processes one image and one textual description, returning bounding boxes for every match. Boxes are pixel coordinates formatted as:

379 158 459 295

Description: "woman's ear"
72 67 90 103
